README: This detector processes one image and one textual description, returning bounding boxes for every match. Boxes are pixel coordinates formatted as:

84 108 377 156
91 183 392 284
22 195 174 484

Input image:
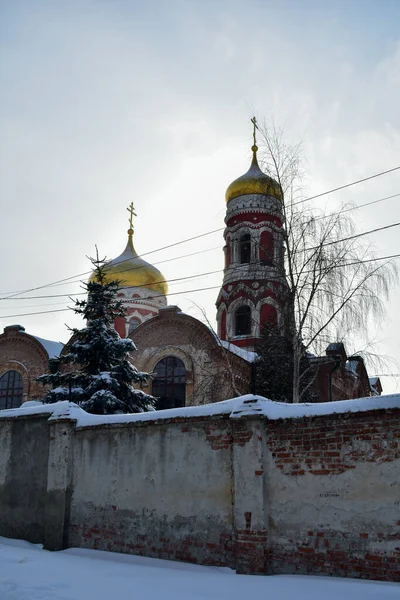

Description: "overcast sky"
1 0 399 392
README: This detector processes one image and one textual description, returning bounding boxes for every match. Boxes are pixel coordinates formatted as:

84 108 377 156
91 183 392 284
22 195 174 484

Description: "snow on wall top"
31 335 64 359
0 394 399 428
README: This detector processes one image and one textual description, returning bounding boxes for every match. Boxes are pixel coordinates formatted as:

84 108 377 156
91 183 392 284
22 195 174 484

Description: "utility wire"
2 249 399 303
1 251 399 319
2 165 399 299
313 192 400 221
1 218 399 304
304 221 400 252
291 166 400 207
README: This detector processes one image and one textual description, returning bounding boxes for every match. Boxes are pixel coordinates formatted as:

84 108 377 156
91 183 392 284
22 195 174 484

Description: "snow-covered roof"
31 335 64 359
1 393 399 428
345 359 359 376
219 340 257 363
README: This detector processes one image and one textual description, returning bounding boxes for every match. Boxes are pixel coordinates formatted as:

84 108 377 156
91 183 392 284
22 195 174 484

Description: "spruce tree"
37 253 154 414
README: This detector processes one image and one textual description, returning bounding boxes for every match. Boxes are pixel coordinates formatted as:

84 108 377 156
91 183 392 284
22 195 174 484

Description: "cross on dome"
250 116 258 150
127 202 137 234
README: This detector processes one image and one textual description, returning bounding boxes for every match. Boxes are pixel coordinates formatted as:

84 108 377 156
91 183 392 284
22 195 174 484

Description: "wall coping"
0 394 399 430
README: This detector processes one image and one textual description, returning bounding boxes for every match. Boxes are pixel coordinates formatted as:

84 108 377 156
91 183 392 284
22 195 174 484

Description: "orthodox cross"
251 116 258 147
127 202 137 231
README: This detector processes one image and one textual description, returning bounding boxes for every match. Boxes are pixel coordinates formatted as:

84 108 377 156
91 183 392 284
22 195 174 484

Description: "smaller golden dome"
90 231 168 296
225 146 282 204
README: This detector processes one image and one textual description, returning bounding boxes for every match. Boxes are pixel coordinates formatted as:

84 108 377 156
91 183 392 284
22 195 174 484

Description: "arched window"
240 234 251 264
0 371 23 410
152 357 186 410
235 306 251 336
128 318 141 335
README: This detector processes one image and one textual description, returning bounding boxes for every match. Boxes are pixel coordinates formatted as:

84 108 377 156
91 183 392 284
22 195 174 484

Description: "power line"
2 167 399 299
1 251 399 319
314 192 400 221
291 166 400 207
0 244 223 299
304 222 400 252
0 308 70 319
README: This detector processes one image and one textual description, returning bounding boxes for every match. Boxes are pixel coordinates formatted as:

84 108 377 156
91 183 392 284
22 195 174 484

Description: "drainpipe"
328 355 341 402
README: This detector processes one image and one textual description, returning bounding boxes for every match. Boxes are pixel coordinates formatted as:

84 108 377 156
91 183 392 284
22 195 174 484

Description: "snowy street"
0 537 398 600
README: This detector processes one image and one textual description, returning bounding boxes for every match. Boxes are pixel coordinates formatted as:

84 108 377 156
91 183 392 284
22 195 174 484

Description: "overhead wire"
1 217 400 304
2 164 399 299
291 166 400 207
1 251 399 320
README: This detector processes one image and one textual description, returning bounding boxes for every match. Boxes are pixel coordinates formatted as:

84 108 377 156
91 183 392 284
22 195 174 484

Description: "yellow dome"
90 230 168 295
225 145 283 204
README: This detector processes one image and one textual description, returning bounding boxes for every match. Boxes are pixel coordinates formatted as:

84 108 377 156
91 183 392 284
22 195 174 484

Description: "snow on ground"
0 537 398 600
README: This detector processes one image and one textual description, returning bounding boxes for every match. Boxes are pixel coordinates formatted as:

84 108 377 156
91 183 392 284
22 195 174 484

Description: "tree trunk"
292 335 301 404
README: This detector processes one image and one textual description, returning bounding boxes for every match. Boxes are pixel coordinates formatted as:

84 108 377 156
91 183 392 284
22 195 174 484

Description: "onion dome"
90 228 168 296
225 144 283 204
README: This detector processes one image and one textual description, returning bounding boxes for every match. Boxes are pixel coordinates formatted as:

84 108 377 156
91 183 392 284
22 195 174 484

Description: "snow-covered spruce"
37 254 154 414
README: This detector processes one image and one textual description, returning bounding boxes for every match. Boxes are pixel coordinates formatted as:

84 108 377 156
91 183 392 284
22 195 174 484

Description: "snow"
31 334 64 358
207 325 257 362
0 537 398 600
1 393 399 428
346 360 359 376
219 339 257 362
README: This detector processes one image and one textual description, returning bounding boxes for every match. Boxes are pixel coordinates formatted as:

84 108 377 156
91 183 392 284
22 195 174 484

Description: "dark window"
235 306 251 336
128 318 140 334
152 357 186 410
0 371 23 410
240 234 251 264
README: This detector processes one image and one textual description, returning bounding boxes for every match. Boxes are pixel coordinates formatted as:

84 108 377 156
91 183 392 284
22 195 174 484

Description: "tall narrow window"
235 306 251 336
225 237 231 269
0 371 23 410
240 234 251 264
152 357 186 410
128 318 141 335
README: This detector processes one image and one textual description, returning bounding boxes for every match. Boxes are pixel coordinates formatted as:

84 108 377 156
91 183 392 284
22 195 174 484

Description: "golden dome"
90 230 168 295
225 145 283 204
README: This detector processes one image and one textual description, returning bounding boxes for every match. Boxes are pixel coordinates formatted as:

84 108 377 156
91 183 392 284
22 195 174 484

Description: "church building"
0 129 381 410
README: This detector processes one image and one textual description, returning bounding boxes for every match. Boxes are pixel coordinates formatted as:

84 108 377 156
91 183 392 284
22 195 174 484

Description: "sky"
0 0 399 392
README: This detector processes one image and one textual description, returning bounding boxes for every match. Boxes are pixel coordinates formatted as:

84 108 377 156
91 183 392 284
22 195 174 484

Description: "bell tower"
216 119 288 350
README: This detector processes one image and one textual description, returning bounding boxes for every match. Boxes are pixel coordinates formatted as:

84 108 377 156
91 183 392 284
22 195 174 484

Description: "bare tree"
257 120 398 403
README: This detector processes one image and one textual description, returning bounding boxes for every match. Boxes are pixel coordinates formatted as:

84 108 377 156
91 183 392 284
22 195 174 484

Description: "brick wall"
265 409 400 581
0 326 50 402
0 401 398 581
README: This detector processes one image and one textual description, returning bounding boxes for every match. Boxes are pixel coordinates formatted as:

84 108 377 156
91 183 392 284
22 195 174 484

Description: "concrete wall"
69 418 234 566
0 402 398 581
0 415 50 543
